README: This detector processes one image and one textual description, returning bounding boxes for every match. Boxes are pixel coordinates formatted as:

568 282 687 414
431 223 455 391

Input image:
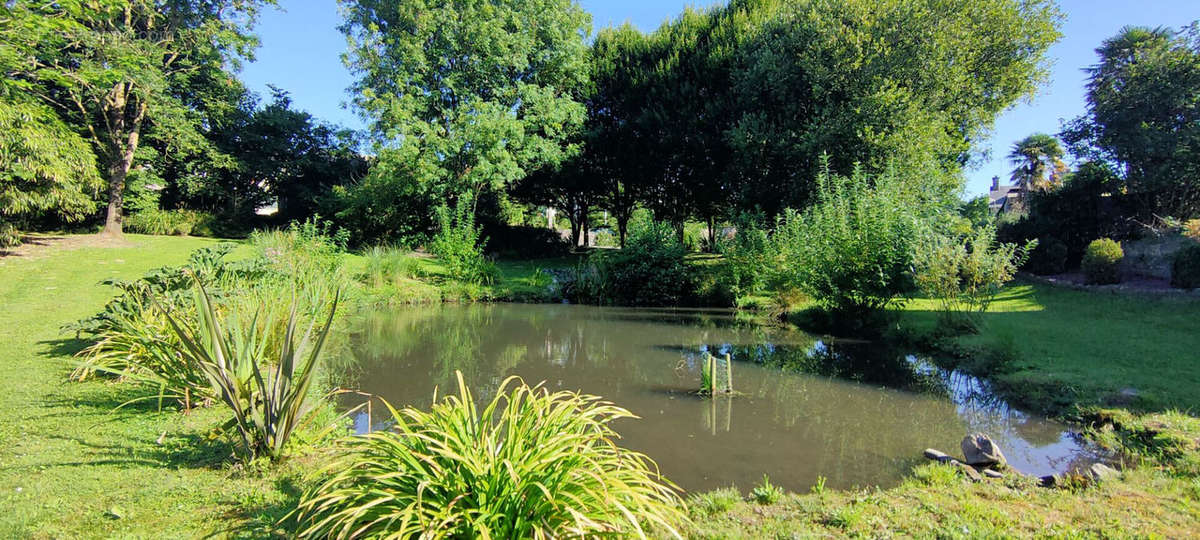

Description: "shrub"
1082 238 1123 284
163 278 340 461
1025 236 1069 275
718 213 773 297
481 224 571 258
772 163 928 320
0 221 19 248
913 226 1034 332
360 245 424 288
125 208 214 236
289 372 688 538
565 220 693 306
429 198 496 284
1172 243 1200 289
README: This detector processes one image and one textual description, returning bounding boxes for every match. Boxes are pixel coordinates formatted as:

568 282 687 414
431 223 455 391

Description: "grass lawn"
1 235 1198 537
900 282 1200 414
0 235 299 537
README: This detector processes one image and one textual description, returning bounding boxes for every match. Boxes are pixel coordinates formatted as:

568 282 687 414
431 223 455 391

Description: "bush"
1082 238 1124 284
480 224 571 258
718 213 773 297
1025 236 1069 275
429 198 496 284
125 208 215 236
1172 243 1200 289
913 226 1034 332
0 221 19 248
565 220 693 306
772 163 928 319
289 372 687 538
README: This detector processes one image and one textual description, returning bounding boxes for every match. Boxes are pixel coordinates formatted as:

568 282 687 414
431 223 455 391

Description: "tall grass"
290 372 688 538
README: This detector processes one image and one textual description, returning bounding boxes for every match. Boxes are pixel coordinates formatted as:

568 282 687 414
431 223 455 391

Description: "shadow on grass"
213 472 308 539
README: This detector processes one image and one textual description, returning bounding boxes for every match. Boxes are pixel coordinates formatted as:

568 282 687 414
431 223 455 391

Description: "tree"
4 0 273 236
727 0 1062 216
339 0 591 215
1061 23 1200 218
1007 133 1066 197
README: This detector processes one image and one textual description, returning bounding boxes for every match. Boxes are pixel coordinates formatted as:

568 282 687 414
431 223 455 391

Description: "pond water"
340 303 1104 493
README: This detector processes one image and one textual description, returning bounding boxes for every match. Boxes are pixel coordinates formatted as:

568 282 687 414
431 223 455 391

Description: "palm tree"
1008 133 1066 197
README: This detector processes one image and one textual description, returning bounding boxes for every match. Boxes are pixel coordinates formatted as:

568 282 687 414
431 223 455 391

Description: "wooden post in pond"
708 353 717 395
724 353 733 394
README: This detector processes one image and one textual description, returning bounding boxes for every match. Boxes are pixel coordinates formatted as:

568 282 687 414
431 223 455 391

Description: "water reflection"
341 303 1104 492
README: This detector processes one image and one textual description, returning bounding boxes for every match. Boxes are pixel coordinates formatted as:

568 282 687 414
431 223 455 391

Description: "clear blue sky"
239 1 1200 198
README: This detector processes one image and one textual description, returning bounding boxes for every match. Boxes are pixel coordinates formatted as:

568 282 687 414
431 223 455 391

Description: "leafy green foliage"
1062 23 1200 218
773 163 930 320
717 213 773 298
125 208 214 236
0 98 101 229
163 278 339 461
1008 133 1067 195
429 198 496 285
1171 243 1200 289
751 474 784 505
913 227 1035 331
725 0 1061 216
339 0 590 213
0 222 19 249
3 0 274 234
1025 237 1070 275
566 220 693 306
1082 238 1124 285
289 372 688 538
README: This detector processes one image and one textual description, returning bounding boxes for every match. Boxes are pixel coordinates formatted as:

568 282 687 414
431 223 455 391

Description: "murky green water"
341 303 1101 492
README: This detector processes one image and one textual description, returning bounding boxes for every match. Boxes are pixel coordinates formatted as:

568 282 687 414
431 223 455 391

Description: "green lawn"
901 282 1200 414
0 235 297 537
2 235 1198 537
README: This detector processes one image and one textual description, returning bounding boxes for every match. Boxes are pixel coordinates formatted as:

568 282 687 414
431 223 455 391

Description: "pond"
339 303 1104 493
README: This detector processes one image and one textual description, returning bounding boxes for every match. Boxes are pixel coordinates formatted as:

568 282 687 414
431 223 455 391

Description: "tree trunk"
99 84 145 237
582 212 591 248
616 217 628 249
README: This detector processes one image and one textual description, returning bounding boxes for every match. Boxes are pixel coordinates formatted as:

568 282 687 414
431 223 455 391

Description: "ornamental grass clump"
289 372 688 539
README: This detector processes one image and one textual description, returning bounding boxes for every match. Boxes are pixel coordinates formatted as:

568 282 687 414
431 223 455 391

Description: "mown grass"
0 235 307 537
900 282 1200 414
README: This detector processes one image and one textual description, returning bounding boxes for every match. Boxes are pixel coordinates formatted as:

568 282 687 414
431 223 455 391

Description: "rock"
961 433 1007 467
1038 474 1059 488
1086 463 1119 482
953 462 983 482
982 469 1004 479
924 448 953 462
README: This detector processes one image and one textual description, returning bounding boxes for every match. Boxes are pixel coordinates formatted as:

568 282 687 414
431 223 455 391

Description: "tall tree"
339 0 591 215
727 0 1062 216
4 0 272 236
1061 23 1200 218
1007 133 1066 197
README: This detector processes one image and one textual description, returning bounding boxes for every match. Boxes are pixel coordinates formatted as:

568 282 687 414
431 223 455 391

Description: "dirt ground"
0 233 133 263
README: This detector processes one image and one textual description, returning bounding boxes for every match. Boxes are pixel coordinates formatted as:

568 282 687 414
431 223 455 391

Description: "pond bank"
1 235 1197 536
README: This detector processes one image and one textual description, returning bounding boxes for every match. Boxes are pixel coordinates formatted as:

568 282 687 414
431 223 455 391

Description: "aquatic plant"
163 276 340 461
289 372 688 538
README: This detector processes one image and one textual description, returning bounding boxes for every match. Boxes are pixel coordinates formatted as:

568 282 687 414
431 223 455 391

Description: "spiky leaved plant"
162 275 339 461
289 372 688 538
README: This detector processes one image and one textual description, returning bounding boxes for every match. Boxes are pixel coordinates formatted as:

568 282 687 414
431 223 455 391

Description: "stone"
924 448 953 462
982 469 1004 479
953 462 983 482
961 433 1007 467
1087 463 1119 482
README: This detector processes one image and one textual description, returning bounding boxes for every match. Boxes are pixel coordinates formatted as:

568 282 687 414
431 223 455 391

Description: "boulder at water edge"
961 433 1007 467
